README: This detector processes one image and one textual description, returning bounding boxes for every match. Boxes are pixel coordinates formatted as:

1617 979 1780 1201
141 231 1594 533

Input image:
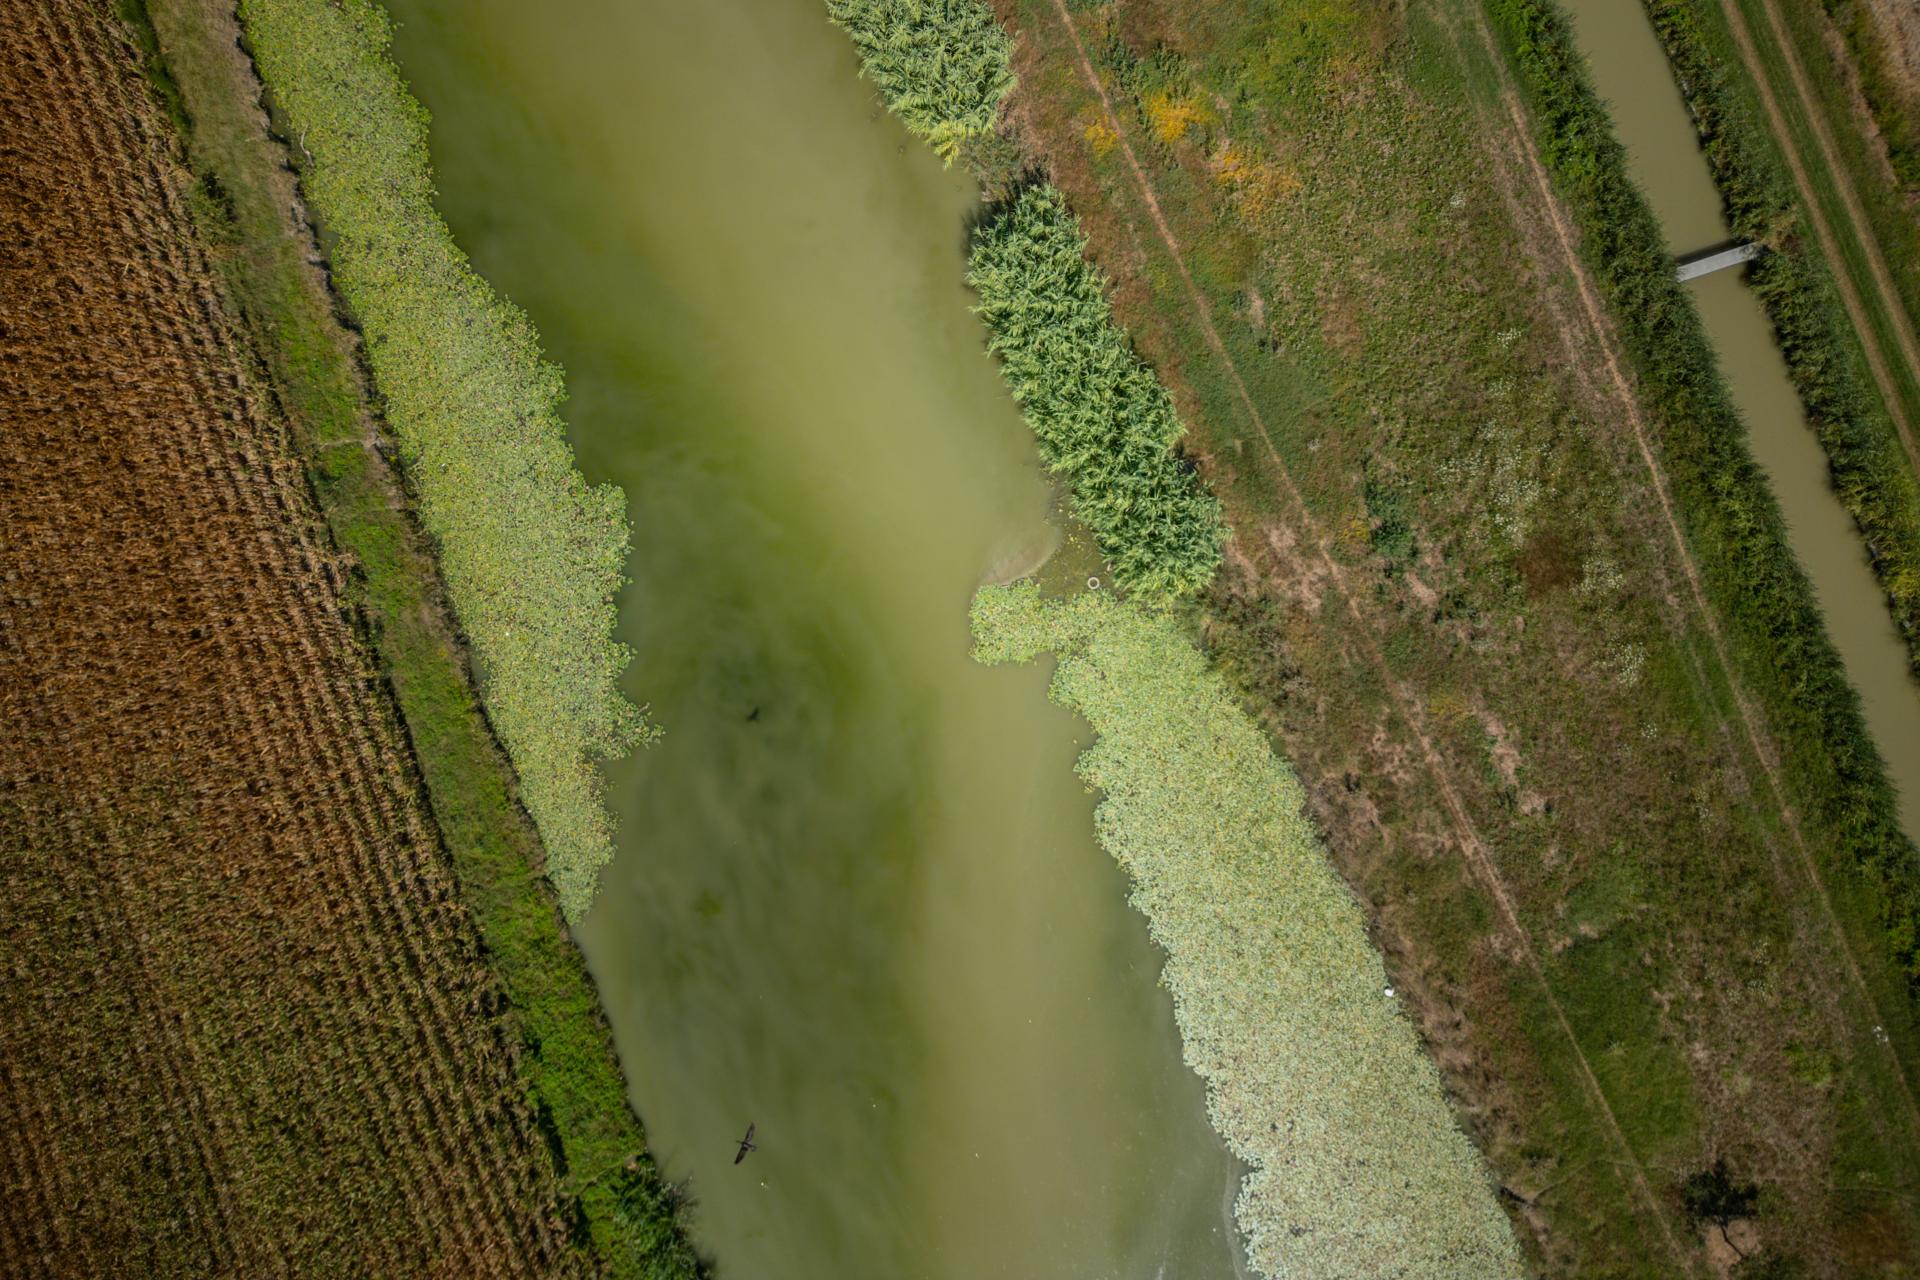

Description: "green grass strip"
129 1 702 1272
972 583 1522 1279
1817 0 1920 194
969 185 1226 602
238 0 645 921
1487 0 1920 991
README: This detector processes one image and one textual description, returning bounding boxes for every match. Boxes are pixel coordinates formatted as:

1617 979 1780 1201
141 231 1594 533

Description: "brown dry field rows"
0 2 578 1274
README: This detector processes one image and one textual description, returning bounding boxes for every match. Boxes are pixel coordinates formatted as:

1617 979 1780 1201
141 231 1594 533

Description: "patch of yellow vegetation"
1427 689 1472 728
1082 118 1118 158
1145 89 1206 143
1211 141 1301 220
1337 508 1373 554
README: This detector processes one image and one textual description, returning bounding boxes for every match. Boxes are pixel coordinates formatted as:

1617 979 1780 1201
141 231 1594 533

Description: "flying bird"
734 1123 757 1165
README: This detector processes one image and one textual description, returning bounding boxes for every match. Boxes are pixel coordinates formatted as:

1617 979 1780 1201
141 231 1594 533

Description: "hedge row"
238 0 646 920
1486 0 1920 987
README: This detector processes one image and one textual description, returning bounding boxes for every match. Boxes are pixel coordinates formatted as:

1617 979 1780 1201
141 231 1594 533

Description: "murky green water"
380 1 1244 1275
1562 0 1920 841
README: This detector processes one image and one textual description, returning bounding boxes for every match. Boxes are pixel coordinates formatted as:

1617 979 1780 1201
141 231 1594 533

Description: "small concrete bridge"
1675 240 1763 282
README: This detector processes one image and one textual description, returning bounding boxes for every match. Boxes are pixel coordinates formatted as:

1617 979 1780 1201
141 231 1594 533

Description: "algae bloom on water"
970 582 1522 1280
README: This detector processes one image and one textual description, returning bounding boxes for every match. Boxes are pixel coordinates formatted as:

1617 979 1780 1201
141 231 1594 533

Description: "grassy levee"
127 1 702 1274
990 0 1920 1265
1487 0 1920 993
973 584 1521 1278
1753 0 1920 331
236 0 646 923
1816 0 1920 197
1645 0 1920 677
1709 0 1920 445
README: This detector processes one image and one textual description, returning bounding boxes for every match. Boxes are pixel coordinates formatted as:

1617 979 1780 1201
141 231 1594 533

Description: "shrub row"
238 0 646 920
969 185 1226 602
1486 0 1920 988
971 583 1522 1279
824 0 1014 163
1647 0 1920 678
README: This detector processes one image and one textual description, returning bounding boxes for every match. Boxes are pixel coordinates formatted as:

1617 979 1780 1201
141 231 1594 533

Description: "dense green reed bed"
969 185 1225 600
240 0 644 920
973 584 1521 1279
825 0 1015 161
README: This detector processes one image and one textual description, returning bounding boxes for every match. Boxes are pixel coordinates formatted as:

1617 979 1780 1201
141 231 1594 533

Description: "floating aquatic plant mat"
971 583 1521 1279
241 0 646 920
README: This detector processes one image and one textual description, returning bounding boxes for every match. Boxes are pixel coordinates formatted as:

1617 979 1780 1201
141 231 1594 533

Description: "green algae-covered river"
381 0 1246 1275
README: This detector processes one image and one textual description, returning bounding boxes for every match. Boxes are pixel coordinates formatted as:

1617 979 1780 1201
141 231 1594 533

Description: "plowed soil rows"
0 3 579 1274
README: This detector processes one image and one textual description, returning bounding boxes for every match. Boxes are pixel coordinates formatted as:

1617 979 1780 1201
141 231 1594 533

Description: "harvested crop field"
0 1 578 1273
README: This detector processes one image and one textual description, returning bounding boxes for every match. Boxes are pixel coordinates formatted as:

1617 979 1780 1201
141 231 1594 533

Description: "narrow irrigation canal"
382 0 1245 1275
1562 0 1920 841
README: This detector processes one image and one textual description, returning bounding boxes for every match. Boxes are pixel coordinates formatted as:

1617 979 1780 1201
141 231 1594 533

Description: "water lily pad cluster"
972 582 1523 1279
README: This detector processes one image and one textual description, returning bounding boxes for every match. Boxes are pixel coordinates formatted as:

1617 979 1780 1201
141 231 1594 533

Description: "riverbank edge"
1487 0 1920 992
121 1 705 1273
830 2 1521 1269
1646 0 1920 681
971 585 1524 1278
235 0 648 922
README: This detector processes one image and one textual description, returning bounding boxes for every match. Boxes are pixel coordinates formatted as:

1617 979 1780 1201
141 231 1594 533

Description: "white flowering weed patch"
971 583 1522 1279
